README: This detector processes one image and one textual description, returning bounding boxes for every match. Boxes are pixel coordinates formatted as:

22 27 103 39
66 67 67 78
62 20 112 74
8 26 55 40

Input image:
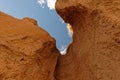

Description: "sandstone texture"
0 11 59 80
56 0 120 80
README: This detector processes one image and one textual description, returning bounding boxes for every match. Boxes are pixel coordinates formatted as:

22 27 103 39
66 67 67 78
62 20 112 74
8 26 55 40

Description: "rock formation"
56 0 120 80
0 0 120 79
0 11 59 80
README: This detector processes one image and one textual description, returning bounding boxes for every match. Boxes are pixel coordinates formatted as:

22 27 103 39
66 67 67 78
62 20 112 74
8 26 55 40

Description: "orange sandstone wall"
55 0 120 80
0 11 59 80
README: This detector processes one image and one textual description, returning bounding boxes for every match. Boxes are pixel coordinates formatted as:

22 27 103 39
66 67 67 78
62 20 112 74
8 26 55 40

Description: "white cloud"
37 0 56 10
59 18 65 24
38 0 46 8
47 0 56 9
60 45 67 55
67 23 73 37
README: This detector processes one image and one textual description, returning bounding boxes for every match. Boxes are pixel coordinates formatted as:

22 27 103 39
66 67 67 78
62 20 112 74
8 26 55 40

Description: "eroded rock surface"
0 11 59 80
56 0 120 80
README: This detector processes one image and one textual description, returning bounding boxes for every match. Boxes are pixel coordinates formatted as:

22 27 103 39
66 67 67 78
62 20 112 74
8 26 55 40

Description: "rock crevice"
0 0 120 79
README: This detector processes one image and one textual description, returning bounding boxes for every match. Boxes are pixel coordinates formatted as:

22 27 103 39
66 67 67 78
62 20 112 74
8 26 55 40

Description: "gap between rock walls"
59 23 73 55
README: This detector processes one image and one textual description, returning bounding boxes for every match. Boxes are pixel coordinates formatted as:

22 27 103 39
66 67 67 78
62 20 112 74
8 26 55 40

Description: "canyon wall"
56 0 120 80
0 12 59 80
0 0 120 79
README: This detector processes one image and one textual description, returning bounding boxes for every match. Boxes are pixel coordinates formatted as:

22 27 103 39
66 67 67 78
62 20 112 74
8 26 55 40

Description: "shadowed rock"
55 0 120 80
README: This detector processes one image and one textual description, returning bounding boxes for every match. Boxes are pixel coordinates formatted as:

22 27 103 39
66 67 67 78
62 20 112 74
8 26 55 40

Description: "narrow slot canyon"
0 0 120 80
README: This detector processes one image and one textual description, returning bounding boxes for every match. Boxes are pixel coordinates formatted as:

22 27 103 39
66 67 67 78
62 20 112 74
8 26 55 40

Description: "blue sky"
0 0 72 53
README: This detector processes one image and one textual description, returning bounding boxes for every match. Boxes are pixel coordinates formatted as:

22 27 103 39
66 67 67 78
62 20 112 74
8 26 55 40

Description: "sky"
0 0 72 54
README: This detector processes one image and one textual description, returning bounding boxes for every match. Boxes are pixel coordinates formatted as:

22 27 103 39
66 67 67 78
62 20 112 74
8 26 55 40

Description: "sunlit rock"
0 11 59 80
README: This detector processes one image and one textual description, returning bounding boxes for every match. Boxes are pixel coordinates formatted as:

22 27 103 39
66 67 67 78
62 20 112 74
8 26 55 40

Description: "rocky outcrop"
1 0 120 79
56 0 120 80
0 11 59 80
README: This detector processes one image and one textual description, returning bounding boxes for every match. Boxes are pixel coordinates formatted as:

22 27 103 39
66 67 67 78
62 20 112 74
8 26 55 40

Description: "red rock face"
0 12 59 80
55 0 120 80
1 0 120 79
